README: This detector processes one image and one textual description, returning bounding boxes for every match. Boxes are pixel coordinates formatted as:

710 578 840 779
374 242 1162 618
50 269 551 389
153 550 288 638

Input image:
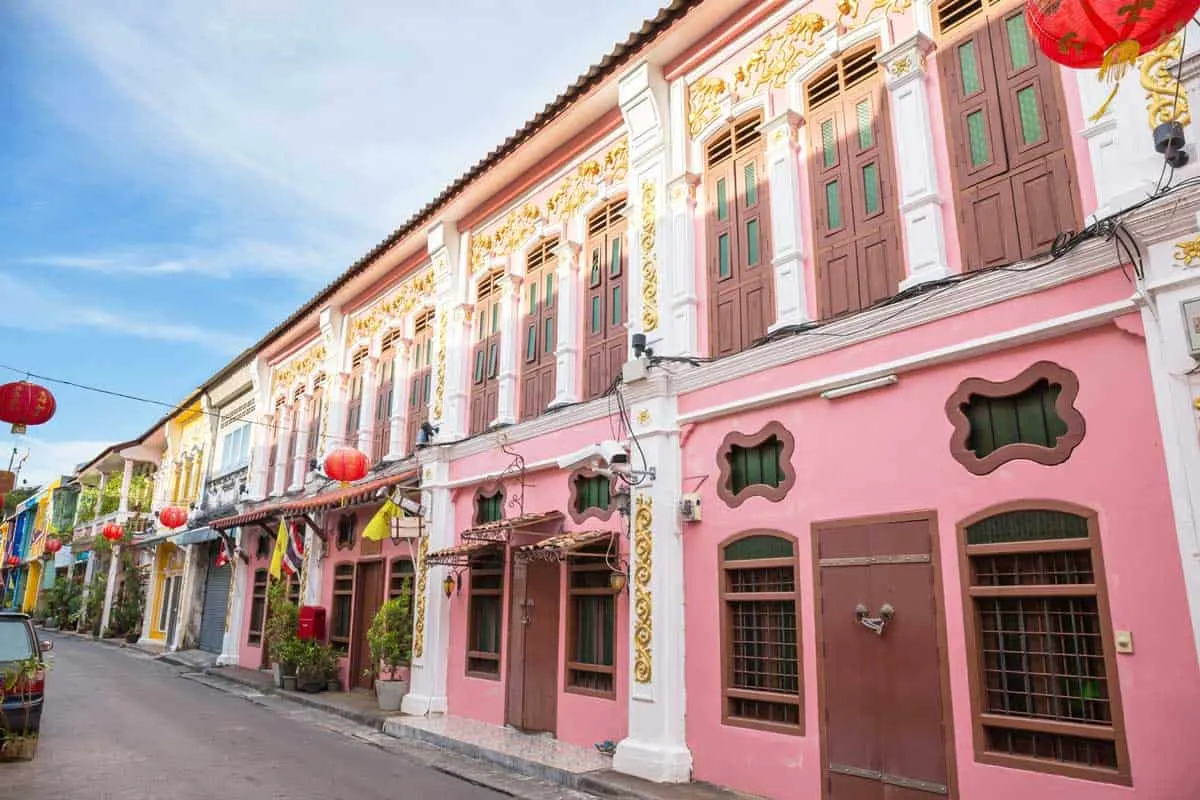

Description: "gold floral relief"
1140 34 1191 129
545 138 629 221
469 203 542 275
732 12 827 97
640 181 660 333
836 0 913 33
1174 236 1200 266
350 268 436 342
273 344 327 394
432 313 448 419
633 494 653 684
413 533 429 659
687 76 728 137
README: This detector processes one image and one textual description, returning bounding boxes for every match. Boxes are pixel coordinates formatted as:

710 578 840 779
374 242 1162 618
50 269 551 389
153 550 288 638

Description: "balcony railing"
203 466 248 515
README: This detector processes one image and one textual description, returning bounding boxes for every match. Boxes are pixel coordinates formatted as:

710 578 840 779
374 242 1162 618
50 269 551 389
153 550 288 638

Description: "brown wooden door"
816 515 952 799
470 272 503 434
521 240 558 420
505 558 561 734
584 200 627 400
406 310 434 457
937 0 1081 271
350 560 385 690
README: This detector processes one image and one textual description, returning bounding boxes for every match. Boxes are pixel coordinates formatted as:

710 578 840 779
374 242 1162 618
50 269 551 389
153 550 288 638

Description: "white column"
318 305 346 458
117 458 135 516
99 546 121 636
326 373 350 450
667 174 700 354
429 221 468 440
78 553 95 632
877 34 951 290
357 355 380 456
762 112 809 330
218 530 246 666
552 240 582 406
402 454 453 716
386 339 413 460
248 412 274 501
290 393 313 491
271 404 294 496
302 527 324 606
493 273 522 427
613 383 691 783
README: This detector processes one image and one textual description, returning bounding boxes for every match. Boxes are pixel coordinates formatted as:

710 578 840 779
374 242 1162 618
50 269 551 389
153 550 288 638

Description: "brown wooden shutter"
406 310 434 455
584 200 628 400
520 239 558 420
470 272 503 435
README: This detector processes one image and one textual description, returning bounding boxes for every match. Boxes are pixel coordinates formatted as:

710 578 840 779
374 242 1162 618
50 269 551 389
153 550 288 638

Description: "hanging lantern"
44 537 63 555
442 574 456 598
324 447 369 487
6 555 18 567
101 522 124 542
1025 0 1200 119
158 505 188 530
0 381 57 435
216 550 229 568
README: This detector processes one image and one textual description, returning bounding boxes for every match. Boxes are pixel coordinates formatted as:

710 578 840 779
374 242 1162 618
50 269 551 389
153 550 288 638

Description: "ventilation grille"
806 45 880 110
275 395 287 409
705 113 764 168
477 269 504 301
414 308 434 334
588 198 627 237
221 399 256 428
351 348 369 371
312 373 326 391
380 328 403 353
293 386 305 401
937 0 985 34
527 238 559 271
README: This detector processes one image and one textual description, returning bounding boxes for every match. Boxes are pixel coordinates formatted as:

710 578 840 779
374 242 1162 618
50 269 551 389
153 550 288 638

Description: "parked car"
0 612 51 757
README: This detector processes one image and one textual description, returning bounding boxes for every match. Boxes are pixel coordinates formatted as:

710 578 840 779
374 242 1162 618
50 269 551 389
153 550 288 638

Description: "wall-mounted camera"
557 441 629 472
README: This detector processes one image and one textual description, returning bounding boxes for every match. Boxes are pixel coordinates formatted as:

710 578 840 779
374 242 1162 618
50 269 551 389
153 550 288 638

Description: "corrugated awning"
210 468 418 531
425 540 501 567
460 510 564 544
130 529 177 548
173 526 219 546
515 529 616 563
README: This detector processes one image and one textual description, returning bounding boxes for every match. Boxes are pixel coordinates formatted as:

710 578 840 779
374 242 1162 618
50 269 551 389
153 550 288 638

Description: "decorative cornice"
632 494 653 685
545 139 629 222
836 0 912 33
349 268 435 342
1140 33 1190 130
272 343 327 395
686 76 728 138
640 181 660 333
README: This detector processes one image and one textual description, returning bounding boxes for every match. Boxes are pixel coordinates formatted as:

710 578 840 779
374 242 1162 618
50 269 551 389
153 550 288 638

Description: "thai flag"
282 522 304 577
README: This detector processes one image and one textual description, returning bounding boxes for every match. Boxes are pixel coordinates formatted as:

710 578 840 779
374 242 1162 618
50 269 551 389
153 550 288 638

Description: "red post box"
297 605 327 642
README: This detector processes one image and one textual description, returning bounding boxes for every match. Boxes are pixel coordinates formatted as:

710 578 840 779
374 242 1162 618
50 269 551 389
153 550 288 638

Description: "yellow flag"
362 497 401 542
269 517 287 579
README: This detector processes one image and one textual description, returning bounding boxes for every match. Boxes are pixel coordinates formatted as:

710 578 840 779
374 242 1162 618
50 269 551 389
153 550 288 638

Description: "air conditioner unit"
680 493 702 523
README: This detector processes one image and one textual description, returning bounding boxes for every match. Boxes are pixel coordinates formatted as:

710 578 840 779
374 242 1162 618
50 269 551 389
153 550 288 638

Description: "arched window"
806 42 902 319
959 504 1128 782
720 533 802 733
521 238 558 420
705 111 774 356
935 0 1082 271
470 270 504 434
406 309 435 456
584 199 628 399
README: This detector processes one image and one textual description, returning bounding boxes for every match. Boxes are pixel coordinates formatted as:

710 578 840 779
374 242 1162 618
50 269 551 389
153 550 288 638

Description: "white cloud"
5 437 114 490
0 272 250 354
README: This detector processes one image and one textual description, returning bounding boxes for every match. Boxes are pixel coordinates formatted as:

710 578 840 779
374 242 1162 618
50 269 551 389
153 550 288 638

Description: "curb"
201 667 388 731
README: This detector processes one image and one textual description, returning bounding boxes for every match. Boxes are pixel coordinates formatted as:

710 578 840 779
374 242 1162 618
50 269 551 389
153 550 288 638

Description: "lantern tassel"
1089 39 1142 123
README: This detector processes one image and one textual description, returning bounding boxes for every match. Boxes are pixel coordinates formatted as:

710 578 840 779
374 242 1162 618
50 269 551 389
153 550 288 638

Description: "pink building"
205 1 1200 798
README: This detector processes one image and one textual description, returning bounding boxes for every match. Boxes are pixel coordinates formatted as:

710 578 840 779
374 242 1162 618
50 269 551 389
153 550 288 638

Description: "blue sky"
0 0 664 487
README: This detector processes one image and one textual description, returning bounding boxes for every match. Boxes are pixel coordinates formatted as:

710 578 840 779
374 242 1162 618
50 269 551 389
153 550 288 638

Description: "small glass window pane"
476 311 485 341
491 303 499 334
526 325 537 361
474 350 484 383
487 343 498 377
611 285 622 326
744 162 758 206
1006 14 1033 70
545 274 555 307
424 341 432 366
528 282 538 315
718 233 731 278
826 180 842 230
821 119 836 168
1017 86 1043 144
610 237 622 276
544 318 555 352
862 163 880 215
423 374 431 402
717 178 729 221
591 296 601 333
410 379 419 407
747 219 760 266
856 100 874 150
591 249 601 286
959 41 982 95
967 111 990 167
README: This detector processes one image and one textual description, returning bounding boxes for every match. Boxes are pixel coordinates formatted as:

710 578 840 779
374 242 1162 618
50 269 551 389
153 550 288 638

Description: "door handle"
521 598 535 625
854 603 894 636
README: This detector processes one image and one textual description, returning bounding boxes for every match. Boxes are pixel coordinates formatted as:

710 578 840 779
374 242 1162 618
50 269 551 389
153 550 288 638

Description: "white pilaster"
303 527 324 606
667 174 701 355
319 306 347 456
877 34 952 289
138 562 156 644
386 339 413 460
761 110 810 330
402 454 453 716
173 544 200 650
290 393 312 491
218 531 246 666
430 222 468 440
99 546 121 636
493 272 522 427
117 458 134 516
357 355 381 456
552 239 582 406
271 404 294 496
613 379 691 783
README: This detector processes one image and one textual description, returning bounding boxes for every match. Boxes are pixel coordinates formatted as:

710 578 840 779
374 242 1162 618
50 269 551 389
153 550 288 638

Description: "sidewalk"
201 664 762 800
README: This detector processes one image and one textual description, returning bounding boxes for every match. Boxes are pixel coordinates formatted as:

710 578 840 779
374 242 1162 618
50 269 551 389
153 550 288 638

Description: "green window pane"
964 379 1066 458
724 534 794 561
826 180 842 229
423 374 431 402
744 162 758 206
718 233 731 278
611 285 622 326
526 325 536 360
959 41 982 95
424 341 431 366
528 282 538 315
966 510 1088 546
856 100 874 150
487 343 498 377
544 318 555 352
610 236 622 276
410 378 420 407
1006 14 1033 70
821 119 836 168
716 178 728 221
545 273 554 307
727 437 784 494
474 350 484 382
1017 86 1043 144
476 312 485 341
747 218 760 266
862 162 880 216
967 111 990 167
491 304 499 334
591 296 601 333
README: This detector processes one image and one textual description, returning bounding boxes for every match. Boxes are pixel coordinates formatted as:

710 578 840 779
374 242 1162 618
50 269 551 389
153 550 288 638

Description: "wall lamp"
819 374 898 400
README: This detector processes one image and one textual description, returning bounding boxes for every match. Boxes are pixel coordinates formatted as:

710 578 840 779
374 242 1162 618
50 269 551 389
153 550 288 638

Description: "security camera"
557 440 629 472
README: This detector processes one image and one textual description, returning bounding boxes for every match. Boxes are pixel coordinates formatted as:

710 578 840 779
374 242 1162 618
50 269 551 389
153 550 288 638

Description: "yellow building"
21 479 58 613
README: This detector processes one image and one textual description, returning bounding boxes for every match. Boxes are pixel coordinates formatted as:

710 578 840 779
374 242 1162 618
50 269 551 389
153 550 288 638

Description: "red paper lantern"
6 555 18 567
0 381 56 434
101 522 124 542
1026 0 1200 117
158 505 188 529
324 447 368 486
44 537 63 555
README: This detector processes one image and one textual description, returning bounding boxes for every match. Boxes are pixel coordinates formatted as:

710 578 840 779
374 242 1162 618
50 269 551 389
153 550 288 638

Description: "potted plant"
264 580 300 688
366 583 412 711
294 640 336 693
1 655 43 761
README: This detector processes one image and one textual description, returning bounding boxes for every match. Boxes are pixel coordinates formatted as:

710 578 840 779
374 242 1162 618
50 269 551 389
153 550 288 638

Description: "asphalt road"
2 634 508 800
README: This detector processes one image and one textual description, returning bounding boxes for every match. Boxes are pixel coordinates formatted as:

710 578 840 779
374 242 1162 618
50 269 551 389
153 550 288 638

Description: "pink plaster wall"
680 322 1198 798
446 423 630 749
